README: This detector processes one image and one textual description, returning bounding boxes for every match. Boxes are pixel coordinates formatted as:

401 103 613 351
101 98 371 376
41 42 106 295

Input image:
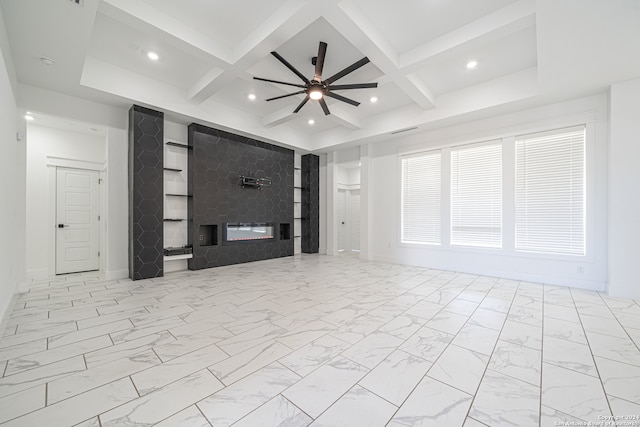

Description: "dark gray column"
301 154 320 253
128 105 164 280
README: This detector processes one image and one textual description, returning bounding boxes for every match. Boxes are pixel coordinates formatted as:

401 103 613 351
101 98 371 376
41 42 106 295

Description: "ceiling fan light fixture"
309 90 323 100
254 41 378 115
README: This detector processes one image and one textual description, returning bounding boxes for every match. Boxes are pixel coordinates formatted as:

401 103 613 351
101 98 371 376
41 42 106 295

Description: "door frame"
47 157 106 276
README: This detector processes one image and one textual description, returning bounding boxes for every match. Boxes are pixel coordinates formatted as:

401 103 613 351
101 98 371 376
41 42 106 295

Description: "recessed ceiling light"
308 119 315 125
466 60 478 70
248 93 256 101
40 57 55 66
147 51 159 61
25 114 34 121
370 96 378 103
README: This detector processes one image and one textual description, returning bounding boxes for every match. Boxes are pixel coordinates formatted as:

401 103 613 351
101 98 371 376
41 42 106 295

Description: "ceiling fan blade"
319 98 331 116
253 77 306 89
324 57 370 84
266 90 306 101
271 51 310 84
325 91 360 107
314 41 327 82
329 82 378 90
293 96 310 113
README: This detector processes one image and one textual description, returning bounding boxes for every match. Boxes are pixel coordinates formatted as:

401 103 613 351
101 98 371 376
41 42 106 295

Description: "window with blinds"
451 142 502 248
515 126 585 255
401 152 441 244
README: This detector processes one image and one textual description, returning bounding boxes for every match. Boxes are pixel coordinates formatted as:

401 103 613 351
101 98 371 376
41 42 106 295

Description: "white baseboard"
0 284 20 336
27 268 49 281
104 269 129 281
368 254 606 292
17 281 29 293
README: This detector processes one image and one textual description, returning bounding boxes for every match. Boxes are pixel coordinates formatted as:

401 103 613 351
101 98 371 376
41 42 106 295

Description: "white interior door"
350 189 361 252
337 189 347 252
56 167 100 274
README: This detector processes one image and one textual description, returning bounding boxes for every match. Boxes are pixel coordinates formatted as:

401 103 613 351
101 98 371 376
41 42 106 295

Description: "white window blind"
401 152 441 244
515 126 585 255
451 142 502 248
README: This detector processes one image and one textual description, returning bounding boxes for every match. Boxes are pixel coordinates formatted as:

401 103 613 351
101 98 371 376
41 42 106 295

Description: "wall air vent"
390 127 418 135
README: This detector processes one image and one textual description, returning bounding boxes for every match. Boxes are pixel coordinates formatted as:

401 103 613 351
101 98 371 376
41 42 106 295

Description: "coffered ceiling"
2 0 639 152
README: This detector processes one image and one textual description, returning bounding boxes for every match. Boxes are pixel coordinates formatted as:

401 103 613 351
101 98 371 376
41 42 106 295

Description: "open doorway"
336 163 360 253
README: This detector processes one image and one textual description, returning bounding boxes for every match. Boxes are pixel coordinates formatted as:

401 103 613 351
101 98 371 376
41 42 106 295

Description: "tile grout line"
462 278 521 424
568 287 615 418
539 284 546 426
381 277 496 424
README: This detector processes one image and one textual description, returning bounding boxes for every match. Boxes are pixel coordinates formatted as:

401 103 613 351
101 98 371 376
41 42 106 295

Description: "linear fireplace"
224 223 275 242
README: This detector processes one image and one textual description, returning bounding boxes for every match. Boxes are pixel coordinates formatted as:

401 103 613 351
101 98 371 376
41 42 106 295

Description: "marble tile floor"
1 254 639 426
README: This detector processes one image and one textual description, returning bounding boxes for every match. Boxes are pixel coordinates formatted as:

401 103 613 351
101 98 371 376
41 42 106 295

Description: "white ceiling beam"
325 2 437 110
262 104 298 128
231 0 313 64
326 1 398 71
188 1 325 103
399 0 536 71
101 0 232 63
187 67 225 103
326 103 362 130
397 74 437 110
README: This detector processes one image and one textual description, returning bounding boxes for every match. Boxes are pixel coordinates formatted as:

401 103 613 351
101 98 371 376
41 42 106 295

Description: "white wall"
105 127 128 279
608 79 640 298
318 153 327 255
356 94 609 290
0 7 24 326
337 166 361 187
18 85 130 281
26 125 106 279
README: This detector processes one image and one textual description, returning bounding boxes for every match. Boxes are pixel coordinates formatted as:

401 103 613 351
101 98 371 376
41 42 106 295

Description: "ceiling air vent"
390 127 418 135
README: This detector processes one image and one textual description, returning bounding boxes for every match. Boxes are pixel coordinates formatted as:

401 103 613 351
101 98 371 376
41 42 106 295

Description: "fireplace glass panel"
225 223 275 242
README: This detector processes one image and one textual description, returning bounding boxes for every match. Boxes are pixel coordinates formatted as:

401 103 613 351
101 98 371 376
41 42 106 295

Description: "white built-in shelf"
163 254 193 261
166 142 192 149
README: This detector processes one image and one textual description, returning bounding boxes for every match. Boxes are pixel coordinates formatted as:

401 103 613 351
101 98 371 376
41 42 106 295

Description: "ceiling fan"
253 41 378 116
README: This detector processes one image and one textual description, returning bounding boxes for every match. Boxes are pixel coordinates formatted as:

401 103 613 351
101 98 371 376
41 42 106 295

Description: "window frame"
450 140 503 249
399 149 443 246
514 125 587 256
